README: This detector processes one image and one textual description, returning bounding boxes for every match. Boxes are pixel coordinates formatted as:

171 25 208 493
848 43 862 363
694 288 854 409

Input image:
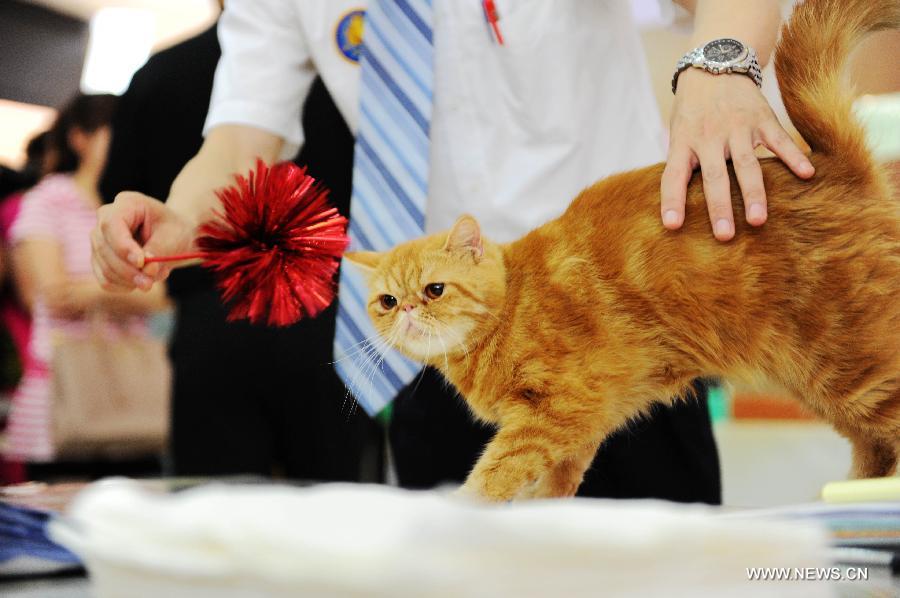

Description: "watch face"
702 39 745 64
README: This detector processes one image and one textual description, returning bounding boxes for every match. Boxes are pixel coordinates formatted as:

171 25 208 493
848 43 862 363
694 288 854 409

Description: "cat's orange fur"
347 0 900 501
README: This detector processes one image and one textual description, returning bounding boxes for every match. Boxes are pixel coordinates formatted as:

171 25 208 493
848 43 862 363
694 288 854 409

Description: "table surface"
2 474 898 596
1 576 89 597
2 568 898 597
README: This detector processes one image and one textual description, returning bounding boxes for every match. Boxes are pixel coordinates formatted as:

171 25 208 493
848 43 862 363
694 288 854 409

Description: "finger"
140 263 169 285
100 195 150 267
729 133 768 226
91 227 146 289
158 264 172 282
660 146 696 229
90 258 131 293
759 120 815 179
696 146 735 241
96 251 149 291
91 228 132 290
143 262 172 284
140 252 163 281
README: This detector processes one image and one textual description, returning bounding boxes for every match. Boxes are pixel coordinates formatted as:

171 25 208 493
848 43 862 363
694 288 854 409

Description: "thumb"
139 230 173 281
140 216 195 281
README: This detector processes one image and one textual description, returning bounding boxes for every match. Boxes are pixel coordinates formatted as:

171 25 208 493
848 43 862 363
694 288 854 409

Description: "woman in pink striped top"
3 95 168 464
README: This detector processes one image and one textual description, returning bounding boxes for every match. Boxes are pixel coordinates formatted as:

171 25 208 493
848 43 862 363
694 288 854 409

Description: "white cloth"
205 0 668 242
51 480 832 598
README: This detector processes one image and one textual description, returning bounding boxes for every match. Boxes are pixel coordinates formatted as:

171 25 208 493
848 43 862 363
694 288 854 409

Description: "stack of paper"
727 478 900 575
737 502 900 547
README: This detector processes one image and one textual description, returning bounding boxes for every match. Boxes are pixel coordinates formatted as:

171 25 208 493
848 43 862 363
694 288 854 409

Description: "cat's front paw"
452 481 496 503
454 475 525 503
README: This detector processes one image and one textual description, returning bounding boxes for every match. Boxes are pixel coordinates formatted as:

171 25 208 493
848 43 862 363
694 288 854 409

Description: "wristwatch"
671 38 762 94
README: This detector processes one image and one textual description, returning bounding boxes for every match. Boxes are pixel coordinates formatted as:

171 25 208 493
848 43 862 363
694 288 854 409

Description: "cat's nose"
402 303 415 313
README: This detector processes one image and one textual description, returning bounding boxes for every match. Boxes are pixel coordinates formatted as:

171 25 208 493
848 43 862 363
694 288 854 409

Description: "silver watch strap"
671 47 702 94
744 51 763 87
671 45 762 94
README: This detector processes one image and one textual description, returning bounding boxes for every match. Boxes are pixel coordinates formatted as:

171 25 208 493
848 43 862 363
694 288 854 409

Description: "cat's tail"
774 0 900 174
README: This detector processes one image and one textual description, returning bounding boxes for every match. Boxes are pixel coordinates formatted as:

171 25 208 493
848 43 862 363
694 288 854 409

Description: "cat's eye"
380 294 398 310
425 283 444 299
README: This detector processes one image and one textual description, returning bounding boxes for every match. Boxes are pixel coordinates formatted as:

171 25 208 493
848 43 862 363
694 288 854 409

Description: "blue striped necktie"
334 0 433 416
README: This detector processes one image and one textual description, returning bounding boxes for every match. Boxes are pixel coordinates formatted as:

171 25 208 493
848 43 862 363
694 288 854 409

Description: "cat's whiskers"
427 314 472 370
417 311 453 372
373 323 413 399
340 339 383 418
331 334 390 365
355 315 412 411
424 319 433 364
349 347 388 416
406 321 434 396
353 321 410 410
435 330 451 372
329 346 382 365
338 338 384 417
339 331 395 418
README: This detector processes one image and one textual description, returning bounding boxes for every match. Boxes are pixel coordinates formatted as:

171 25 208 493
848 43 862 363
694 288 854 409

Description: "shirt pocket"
483 0 614 142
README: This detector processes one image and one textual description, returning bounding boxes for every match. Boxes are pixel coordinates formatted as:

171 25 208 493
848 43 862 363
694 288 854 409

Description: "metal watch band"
671 44 763 94
671 47 702 94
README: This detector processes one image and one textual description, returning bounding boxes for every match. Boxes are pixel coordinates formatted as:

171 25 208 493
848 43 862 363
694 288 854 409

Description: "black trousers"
169 288 383 482
390 367 721 504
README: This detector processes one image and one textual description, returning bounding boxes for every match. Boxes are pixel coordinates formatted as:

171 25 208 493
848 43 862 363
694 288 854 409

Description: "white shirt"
205 0 669 242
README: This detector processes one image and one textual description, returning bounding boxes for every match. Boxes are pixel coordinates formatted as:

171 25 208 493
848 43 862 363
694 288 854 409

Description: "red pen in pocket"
482 0 505 45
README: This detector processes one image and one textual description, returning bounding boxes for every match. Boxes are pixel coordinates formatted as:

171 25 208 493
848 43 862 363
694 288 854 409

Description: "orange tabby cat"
347 0 900 501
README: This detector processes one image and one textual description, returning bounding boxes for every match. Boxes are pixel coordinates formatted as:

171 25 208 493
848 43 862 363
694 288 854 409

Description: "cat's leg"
458 426 558 502
459 415 605 502
803 373 900 479
523 442 598 499
834 382 900 478
848 435 898 479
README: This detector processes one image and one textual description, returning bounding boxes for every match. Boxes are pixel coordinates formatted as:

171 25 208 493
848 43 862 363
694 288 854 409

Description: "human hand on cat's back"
660 69 815 241
91 191 195 292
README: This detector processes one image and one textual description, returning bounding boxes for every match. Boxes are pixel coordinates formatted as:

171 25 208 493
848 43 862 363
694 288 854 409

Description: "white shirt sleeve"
203 0 315 160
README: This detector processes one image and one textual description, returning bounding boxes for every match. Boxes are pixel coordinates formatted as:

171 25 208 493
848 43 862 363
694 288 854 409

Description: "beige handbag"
50 316 171 459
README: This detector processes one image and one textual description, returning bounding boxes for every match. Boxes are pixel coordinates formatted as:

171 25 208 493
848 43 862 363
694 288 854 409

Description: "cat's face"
345 216 506 364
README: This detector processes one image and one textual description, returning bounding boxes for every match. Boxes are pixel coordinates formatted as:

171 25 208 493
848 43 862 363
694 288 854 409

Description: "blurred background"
0 0 898 507
0 0 219 168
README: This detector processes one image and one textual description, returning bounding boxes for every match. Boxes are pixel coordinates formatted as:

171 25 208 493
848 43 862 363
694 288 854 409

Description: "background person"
0 132 53 484
3 94 168 477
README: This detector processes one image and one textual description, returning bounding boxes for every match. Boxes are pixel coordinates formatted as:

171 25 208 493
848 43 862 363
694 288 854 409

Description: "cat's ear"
444 215 484 259
344 251 382 273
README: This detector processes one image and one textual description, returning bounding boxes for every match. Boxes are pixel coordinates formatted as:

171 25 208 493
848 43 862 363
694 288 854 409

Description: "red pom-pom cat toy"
146 160 349 326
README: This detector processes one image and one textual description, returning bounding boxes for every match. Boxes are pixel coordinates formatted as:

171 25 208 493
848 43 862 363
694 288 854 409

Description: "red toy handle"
143 252 206 264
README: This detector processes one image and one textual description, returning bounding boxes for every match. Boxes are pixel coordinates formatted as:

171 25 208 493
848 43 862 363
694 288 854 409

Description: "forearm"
686 0 781 66
166 124 285 227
